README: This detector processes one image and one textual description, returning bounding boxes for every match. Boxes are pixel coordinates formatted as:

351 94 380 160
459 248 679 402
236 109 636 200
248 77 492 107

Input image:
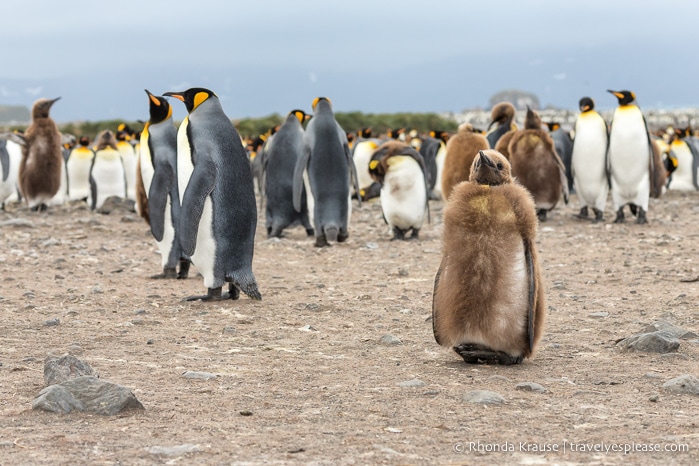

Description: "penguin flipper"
89 175 97 211
431 261 444 345
179 158 217 256
688 141 699 190
345 141 362 207
292 145 311 213
0 132 26 146
524 238 536 354
148 162 175 242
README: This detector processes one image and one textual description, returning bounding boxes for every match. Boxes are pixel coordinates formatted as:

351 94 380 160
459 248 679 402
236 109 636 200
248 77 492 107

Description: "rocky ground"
0 190 698 465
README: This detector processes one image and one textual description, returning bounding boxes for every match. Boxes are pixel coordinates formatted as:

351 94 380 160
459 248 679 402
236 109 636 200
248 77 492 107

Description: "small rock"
364 242 379 250
0 218 34 228
398 379 425 388
644 320 698 340
239 410 253 416
589 311 609 318
461 390 505 405
43 318 60 327
644 372 662 379
379 334 402 346
32 376 143 415
649 394 659 402
222 326 236 334
617 331 680 354
662 374 699 396
91 286 103 294
146 339 154 345
488 375 512 383
515 382 548 393
181 371 218 380
423 390 439 396
44 354 97 386
299 325 318 332
145 444 200 456
134 309 147 315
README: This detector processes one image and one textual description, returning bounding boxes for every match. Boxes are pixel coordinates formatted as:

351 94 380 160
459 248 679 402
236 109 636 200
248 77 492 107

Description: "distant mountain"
0 105 30 125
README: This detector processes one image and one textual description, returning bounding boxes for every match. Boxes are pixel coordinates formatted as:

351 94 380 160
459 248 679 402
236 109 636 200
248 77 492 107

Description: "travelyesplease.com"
454 440 689 455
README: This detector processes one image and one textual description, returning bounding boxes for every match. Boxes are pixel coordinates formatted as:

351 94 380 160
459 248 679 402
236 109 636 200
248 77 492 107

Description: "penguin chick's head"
579 97 595 112
94 129 118 151
145 89 172 124
469 150 512 186
607 89 636 106
163 87 217 113
524 106 542 130
312 97 332 111
32 97 60 119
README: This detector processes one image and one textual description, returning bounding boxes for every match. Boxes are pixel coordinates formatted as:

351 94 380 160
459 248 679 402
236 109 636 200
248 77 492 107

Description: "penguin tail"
227 270 262 301
324 225 339 243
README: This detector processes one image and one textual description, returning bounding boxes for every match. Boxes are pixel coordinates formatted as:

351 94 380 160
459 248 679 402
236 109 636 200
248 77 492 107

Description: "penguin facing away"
546 122 574 191
164 87 261 301
263 109 315 238
117 130 138 201
432 149 545 365
142 89 190 280
293 97 361 247
440 123 489 201
89 130 126 210
571 97 609 222
368 140 430 240
607 89 653 224
66 136 95 201
17 97 63 211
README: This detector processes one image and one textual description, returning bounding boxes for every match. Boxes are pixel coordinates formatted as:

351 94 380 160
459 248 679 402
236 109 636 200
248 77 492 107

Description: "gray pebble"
379 334 402 346
181 371 218 380
461 390 505 405
145 444 200 456
32 376 143 415
662 374 699 396
146 339 154 345
44 354 96 386
644 320 698 340
589 311 609 318
222 326 236 334
398 379 425 388
365 242 379 250
0 218 34 228
515 382 548 393
617 331 680 353
44 318 60 327
134 309 147 315
649 394 659 402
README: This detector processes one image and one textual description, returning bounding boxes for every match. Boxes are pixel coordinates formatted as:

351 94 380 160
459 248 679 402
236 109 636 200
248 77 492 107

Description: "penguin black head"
31 97 60 119
545 122 560 132
312 97 331 111
78 135 90 147
579 97 595 112
145 89 172 124
163 87 217 113
289 109 308 124
115 130 129 142
359 127 372 138
607 90 636 106
469 150 512 186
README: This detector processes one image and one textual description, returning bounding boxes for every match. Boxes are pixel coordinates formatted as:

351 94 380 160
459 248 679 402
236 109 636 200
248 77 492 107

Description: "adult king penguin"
66 136 95 201
571 97 609 221
293 97 361 247
432 150 545 365
263 109 314 238
89 130 126 210
164 87 261 301
607 90 653 224
0 135 23 209
142 89 190 279
17 97 63 211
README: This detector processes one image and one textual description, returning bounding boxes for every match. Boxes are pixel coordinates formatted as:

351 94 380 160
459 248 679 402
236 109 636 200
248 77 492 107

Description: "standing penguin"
351 128 381 201
419 130 449 200
486 102 517 148
164 87 261 301
116 130 138 201
508 107 569 221
432 150 545 365
142 89 190 279
293 97 360 247
368 140 429 240
262 109 314 238
0 136 23 209
666 127 699 191
89 130 126 210
571 97 609 221
66 136 95 201
440 123 489 201
546 122 574 191
607 90 653 224
17 97 63 211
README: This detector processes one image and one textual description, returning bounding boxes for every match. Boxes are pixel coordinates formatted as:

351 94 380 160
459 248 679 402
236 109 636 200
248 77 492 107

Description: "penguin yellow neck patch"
193 92 209 110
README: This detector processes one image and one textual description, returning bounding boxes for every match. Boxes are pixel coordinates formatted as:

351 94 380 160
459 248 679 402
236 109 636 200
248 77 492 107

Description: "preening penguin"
571 97 609 221
263 109 314 238
666 127 699 191
89 130 127 210
508 107 569 221
440 123 489 201
142 89 190 279
368 140 429 240
351 128 381 202
486 102 517 148
432 150 545 365
66 136 95 201
293 97 361 247
607 90 653 224
17 97 63 211
164 87 260 301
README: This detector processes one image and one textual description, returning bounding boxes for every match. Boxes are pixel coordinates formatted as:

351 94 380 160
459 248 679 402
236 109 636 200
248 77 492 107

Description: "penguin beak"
478 150 496 169
607 89 624 100
163 91 185 102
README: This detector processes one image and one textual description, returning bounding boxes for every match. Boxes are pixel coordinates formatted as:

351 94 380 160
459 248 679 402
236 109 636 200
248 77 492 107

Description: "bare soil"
1 191 698 465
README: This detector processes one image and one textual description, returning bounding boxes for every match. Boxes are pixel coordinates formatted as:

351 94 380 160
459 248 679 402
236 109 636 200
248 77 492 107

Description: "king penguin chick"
293 97 361 247
508 107 569 221
263 109 315 238
17 97 63 211
486 102 517 149
432 150 545 365
441 123 489 201
571 97 609 222
164 87 261 301
89 130 126 210
607 90 653 224
66 136 95 201
142 89 190 280
368 140 429 240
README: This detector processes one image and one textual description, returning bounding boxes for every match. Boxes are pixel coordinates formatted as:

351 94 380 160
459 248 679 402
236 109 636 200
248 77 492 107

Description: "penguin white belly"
177 117 194 204
571 121 609 211
668 144 695 191
139 143 155 196
353 141 375 190
67 157 93 200
380 157 426 230
49 161 67 206
453 241 528 356
190 196 217 288
119 146 138 201
302 168 315 229
609 112 651 209
156 196 176 267
433 144 446 199
1 141 21 203
90 152 126 209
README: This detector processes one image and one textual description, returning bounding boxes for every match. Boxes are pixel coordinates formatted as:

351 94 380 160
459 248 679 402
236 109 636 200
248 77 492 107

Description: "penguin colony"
0 87 692 366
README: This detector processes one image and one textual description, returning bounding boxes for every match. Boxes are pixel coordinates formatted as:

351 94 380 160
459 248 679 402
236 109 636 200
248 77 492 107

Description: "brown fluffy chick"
440 124 489 201
432 149 545 365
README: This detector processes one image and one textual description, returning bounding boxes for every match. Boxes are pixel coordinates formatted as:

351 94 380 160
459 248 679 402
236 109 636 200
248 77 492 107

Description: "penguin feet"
185 287 228 302
409 228 420 240
314 234 330 248
151 267 178 279
575 206 589 219
390 228 406 241
536 209 547 222
635 207 648 224
228 283 240 300
613 208 625 223
305 228 315 237
453 344 524 365
177 259 191 279
30 203 48 212
592 208 604 223
337 229 349 243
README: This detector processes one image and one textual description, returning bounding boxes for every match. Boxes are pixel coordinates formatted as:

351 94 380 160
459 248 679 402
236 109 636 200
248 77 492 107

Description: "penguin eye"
496 163 503 170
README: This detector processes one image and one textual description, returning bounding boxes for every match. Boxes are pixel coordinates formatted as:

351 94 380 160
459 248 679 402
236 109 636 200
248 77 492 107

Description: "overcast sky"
1 0 698 122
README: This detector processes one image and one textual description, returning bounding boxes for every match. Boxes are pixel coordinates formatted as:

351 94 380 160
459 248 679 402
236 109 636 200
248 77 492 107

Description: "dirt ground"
1 189 698 466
